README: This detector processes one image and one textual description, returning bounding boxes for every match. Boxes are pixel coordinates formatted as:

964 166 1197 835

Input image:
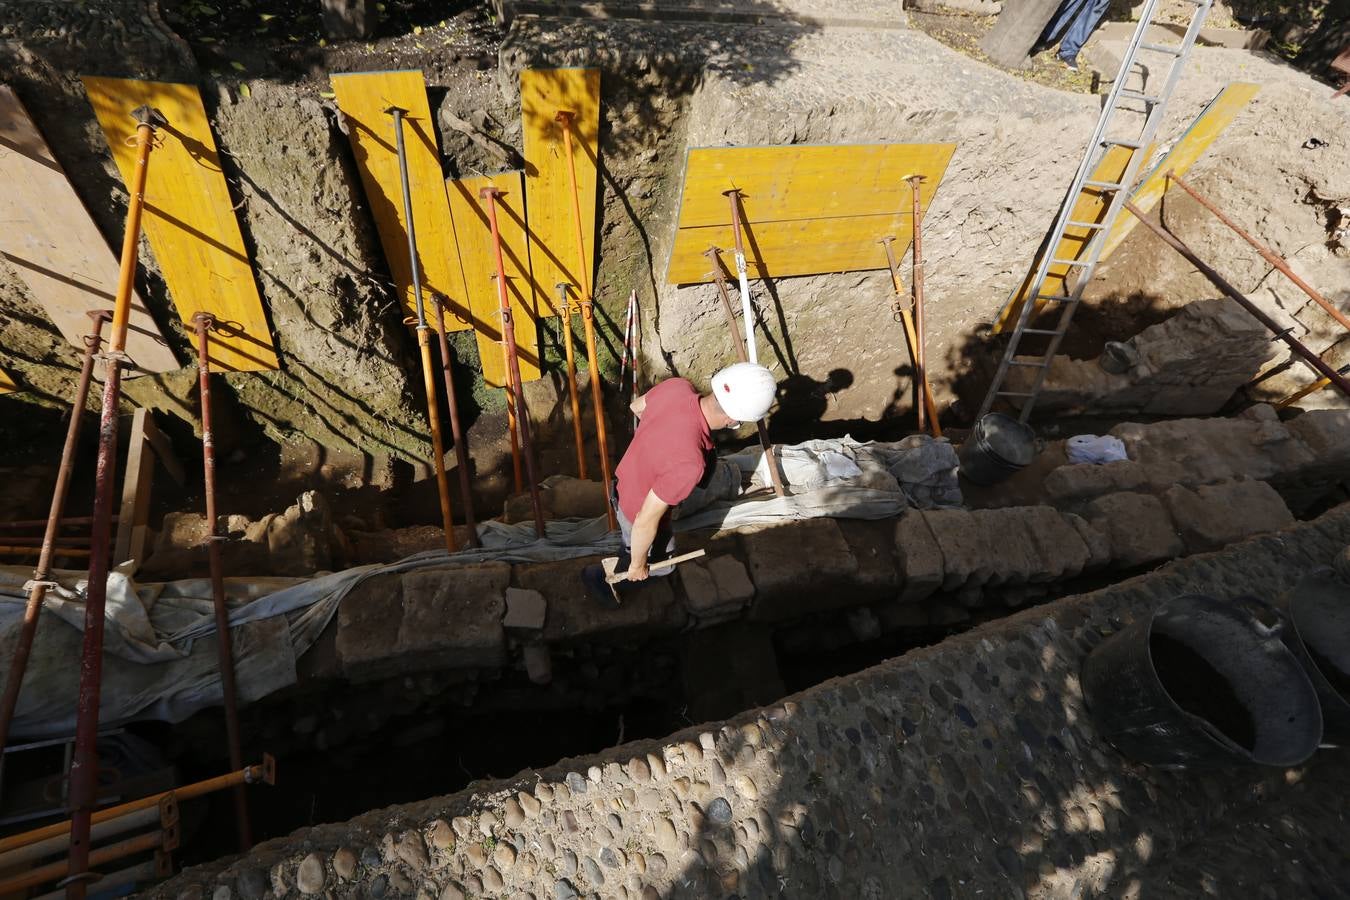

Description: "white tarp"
0 436 959 738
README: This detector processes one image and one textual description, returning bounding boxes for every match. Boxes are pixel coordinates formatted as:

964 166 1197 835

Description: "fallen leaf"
230 60 246 71
239 83 252 98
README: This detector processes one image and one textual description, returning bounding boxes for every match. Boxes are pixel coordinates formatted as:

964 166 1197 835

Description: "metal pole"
1167 171 1350 335
4 828 177 896
0 310 110 754
387 106 456 553
1124 201 1350 399
67 104 164 900
723 189 759 364
705 249 787 498
433 297 478 548
191 314 251 852
555 110 617 530
554 282 588 479
907 176 931 435
881 238 942 437
5 756 272 856
481 187 546 538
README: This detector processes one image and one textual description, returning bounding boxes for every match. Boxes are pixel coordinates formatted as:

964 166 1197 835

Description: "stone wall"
146 502 1350 900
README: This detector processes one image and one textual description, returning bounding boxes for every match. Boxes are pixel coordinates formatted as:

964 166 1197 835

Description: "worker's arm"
625 489 670 581
630 392 648 418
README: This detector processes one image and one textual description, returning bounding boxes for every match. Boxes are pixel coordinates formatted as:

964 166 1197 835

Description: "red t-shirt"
615 378 712 522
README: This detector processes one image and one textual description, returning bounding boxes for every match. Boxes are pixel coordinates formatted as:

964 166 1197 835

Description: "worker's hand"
626 560 650 582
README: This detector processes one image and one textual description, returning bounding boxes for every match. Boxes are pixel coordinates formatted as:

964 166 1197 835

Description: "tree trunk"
981 0 1065 69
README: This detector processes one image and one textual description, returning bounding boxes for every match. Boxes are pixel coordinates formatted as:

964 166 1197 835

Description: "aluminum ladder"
978 0 1215 423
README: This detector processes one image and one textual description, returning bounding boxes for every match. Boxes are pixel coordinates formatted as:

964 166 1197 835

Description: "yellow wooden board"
1098 82 1260 259
993 144 1142 332
521 68 600 314
0 366 16 394
0 85 177 374
675 144 956 227
332 70 473 333
666 143 956 284
446 172 541 388
82 77 278 372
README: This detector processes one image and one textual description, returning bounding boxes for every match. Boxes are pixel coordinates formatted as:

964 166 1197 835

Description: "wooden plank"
0 85 178 374
114 407 154 568
674 143 956 228
331 70 472 332
993 144 1140 333
1097 82 1260 259
666 143 955 284
521 68 600 315
141 411 186 487
0 367 16 394
446 172 541 388
82 77 278 372
670 213 917 283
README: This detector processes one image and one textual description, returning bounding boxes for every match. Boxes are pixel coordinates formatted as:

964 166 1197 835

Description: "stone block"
1112 417 1315 489
335 573 404 678
523 644 552 685
1064 513 1111 570
397 563 511 667
678 560 723 615
925 509 996 591
1043 460 1148 505
895 512 943 602
503 587 547 630
837 520 901 599
705 555 755 607
1085 492 1184 568
1021 506 1091 582
742 519 858 621
1161 479 1295 553
518 558 686 643
1287 409 1350 479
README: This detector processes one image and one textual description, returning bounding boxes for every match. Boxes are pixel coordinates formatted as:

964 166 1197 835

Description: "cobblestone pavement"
148 504 1350 899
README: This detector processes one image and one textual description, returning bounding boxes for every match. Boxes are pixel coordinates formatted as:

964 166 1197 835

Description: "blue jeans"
1040 0 1111 62
613 483 677 577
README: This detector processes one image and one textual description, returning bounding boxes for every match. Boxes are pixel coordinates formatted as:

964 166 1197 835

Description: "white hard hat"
711 362 777 422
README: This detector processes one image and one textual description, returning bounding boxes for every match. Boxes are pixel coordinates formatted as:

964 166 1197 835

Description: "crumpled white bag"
1066 434 1128 465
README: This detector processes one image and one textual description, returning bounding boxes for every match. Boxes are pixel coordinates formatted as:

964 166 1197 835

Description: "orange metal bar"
906 175 933 436
434 299 478 548
556 110 617 530
555 282 588 479
880 238 941 436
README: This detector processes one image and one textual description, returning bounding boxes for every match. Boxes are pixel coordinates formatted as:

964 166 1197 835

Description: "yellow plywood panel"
666 143 955 284
521 68 599 314
82 77 277 372
671 214 916 283
0 366 16 394
331 70 472 333
994 144 1140 332
446 172 541 388
675 143 956 227
0 86 177 374
1098 82 1259 259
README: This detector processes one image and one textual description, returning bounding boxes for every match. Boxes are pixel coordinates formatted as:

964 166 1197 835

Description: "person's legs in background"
1036 0 1091 55
1056 0 1112 66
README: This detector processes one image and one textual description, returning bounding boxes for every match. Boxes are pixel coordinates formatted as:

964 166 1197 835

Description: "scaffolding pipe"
433 297 478 548
191 314 251 851
5 757 272 856
1124 201 1350 400
388 106 456 553
5 827 176 896
556 110 617 530
0 802 163 870
1167 171 1350 335
481 186 546 538
907 176 932 434
0 312 109 755
705 249 787 498
67 103 163 900
881 238 941 436
554 282 588 479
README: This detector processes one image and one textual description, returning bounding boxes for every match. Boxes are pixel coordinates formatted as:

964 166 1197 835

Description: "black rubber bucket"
958 413 1036 485
1274 572 1350 746
1082 594 1322 768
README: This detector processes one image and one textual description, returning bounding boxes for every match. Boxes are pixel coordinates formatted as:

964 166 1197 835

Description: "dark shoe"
582 563 621 610
1060 55 1080 72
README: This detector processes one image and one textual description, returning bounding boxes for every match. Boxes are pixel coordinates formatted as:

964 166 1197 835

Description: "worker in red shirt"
583 362 777 607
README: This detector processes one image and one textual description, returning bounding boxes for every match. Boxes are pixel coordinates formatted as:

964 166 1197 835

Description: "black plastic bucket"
958 413 1036 485
1274 572 1350 746
1082 594 1322 768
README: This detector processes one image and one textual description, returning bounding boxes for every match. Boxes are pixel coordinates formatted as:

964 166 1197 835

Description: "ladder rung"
1021 328 1063 336
1066 220 1106 230
1104 137 1143 149
1139 41 1183 55
1083 179 1123 190
1120 90 1162 104
996 391 1035 398
1048 257 1090 267
1036 294 1078 303
1009 360 1048 367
